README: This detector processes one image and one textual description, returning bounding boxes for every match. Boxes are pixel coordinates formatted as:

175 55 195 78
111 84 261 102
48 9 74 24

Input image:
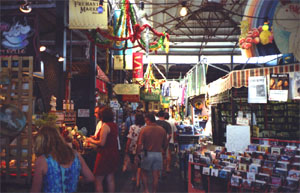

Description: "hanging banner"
132 52 143 82
248 76 267 103
69 0 108 30
113 9 132 70
269 74 289 102
293 72 300 100
0 15 37 58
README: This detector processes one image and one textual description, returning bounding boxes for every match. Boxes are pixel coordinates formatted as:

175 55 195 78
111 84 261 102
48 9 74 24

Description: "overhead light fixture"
19 0 32 13
179 1 188 17
58 56 65 62
56 54 65 62
97 0 104 13
39 46 46 52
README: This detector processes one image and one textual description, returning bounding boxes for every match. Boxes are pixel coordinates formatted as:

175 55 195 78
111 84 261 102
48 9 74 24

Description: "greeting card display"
211 168 219 177
242 179 252 189
231 175 241 187
286 177 299 190
276 161 289 170
253 180 266 190
239 163 248 172
271 175 282 186
257 173 270 182
219 169 231 179
271 147 281 155
202 167 210 175
252 158 262 165
288 170 300 179
249 164 260 174
247 172 256 181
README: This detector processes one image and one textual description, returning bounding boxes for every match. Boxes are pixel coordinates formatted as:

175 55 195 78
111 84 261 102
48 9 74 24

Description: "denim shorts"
141 152 162 171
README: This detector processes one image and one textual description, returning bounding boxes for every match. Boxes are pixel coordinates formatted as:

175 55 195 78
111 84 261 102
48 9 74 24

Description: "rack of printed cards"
188 143 300 193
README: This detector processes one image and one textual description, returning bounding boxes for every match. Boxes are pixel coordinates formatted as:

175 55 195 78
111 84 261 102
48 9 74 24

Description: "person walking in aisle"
156 110 171 176
124 112 145 188
86 107 120 192
164 112 178 172
31 126 94 193
136 112 168 193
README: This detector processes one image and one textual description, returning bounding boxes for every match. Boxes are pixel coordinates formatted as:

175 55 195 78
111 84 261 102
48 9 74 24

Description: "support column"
89 44 97 135
56 0 67 108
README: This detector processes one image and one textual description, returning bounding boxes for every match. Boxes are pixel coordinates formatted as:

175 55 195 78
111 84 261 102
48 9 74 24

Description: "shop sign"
113 84 139 95
269 74 289 102
248 76 267 104
236 117 250 126
69 0 108 30
140 89 160 101
0 16 36 57
110 100 120 109
122 95 140 102
77 109 90 117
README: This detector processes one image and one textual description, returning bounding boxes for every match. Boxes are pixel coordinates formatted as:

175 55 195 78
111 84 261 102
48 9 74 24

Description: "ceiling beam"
169 45 239 49
150 51 241 56
169 37 238 42
40 40 90 45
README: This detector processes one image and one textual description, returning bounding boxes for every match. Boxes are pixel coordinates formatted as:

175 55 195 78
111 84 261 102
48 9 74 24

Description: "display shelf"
0 56 33 184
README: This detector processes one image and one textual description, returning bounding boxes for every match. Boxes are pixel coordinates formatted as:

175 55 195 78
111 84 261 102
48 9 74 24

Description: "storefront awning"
96 65 109 94
208 63 300 97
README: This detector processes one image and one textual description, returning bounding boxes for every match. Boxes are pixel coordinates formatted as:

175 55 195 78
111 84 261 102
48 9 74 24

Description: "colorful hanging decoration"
239 20 274 50
113 9 133 70
86 0 169 54
137 62 165 93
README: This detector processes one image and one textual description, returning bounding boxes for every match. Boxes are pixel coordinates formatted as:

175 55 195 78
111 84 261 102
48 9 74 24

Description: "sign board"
248 76 267 103
69 0 108 30
110 100 120 109
236 117 250 125
113 84 140 95
293 72 300 99
122 95 140 102
226 125 251 153
140 89 160 101
269 74 289 102
77 109 90 117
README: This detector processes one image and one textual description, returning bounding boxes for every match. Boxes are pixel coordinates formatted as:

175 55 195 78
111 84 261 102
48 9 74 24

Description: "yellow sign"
114 55 133 70
113 84 140 95
69 0 108 30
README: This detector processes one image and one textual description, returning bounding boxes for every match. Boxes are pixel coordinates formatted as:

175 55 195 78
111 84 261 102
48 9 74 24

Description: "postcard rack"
188 142 300 193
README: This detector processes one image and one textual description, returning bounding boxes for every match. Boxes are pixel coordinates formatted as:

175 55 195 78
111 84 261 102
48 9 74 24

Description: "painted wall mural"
242 0 300 62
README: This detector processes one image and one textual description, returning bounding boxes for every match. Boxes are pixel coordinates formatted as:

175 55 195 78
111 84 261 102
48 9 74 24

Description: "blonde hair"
34 126 74 165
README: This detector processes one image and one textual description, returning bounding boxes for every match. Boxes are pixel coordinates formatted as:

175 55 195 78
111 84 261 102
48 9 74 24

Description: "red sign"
132 52 143 82
122 95 140 102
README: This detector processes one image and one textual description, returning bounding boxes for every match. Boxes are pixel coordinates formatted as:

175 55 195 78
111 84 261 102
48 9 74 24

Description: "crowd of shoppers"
31 105 178 193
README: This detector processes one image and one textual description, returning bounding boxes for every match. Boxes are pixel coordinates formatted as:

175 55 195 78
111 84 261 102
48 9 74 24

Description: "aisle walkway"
114 162 187 193
1 152 187 193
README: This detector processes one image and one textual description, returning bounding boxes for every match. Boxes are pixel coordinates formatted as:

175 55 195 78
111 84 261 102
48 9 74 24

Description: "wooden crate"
0 56 33 184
